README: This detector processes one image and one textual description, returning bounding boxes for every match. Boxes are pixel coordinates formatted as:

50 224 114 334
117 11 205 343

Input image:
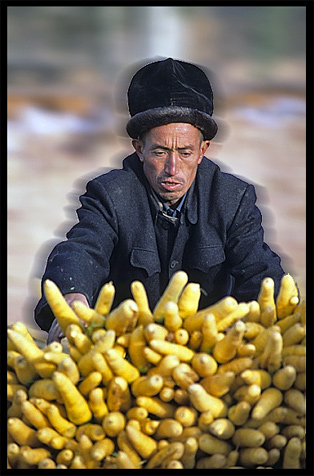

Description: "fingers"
64 293 90 309
47 318 65 344
46 293 89 344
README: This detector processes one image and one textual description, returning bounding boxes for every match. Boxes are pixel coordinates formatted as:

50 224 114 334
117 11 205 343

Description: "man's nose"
165 152 179 175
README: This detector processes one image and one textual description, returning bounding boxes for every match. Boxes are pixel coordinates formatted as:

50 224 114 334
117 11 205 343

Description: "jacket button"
170 260 178 269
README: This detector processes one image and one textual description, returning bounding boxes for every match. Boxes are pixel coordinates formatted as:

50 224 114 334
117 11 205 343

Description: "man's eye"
181 152 192 158
153 150 166 157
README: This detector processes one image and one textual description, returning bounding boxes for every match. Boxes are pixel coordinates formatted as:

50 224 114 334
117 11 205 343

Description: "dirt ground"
8 91 306 341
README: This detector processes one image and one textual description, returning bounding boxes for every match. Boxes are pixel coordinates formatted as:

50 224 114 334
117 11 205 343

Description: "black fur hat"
126 58 218 141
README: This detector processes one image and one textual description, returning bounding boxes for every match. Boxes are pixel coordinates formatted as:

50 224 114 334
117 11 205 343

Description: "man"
34 58 285 343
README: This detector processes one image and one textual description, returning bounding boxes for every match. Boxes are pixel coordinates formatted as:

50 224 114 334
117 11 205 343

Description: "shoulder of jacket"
89 154 141 188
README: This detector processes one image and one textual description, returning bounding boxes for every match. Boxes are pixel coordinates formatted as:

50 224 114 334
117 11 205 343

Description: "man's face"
132 123 210 208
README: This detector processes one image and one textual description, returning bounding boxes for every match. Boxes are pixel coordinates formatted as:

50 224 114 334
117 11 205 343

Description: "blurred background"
7 6 306 338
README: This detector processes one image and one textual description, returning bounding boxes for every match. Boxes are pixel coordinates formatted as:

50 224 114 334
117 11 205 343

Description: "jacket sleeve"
225 183 285 302
34 177 119 332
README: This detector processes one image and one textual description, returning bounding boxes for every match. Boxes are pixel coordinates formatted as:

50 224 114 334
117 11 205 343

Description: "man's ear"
132 139 144 161
198 140 210 163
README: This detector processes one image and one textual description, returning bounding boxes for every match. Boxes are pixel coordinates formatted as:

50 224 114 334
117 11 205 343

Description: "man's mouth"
160 180 183 191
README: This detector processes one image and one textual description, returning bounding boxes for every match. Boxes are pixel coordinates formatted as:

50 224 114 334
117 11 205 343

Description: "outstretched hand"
47 292 89 344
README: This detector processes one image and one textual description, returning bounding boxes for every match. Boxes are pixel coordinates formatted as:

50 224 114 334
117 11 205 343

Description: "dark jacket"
34 152 284 332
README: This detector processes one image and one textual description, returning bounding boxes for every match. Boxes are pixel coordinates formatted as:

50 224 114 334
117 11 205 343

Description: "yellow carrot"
126 423 158 459
7 329 56 378
144 322 168 341
216 303 249 331
107 376 132 412
245 300 260 322
91 352 114 385
258 277 276 314
240 369 272 389
233 384 261 405
52 371 92 425
201 371 235 397
143 346 162 365
7 442 20 468
260 305 276 328
7 417 40 447
105 299 139 335
209 418 235 440
91 438 115 462
228 401 251 426
283 355 306 372
272 365 297 390
191 352 218 377
57 356 80 384
172 363 199 390
145 442 184 469
244 322 264 339
236 342 256 357
56 448 74 467
163 301 183 331
136 395 176 419
239 447 268 466
199 296 238 322
78 371 103 396
294 371 306 391
71 300 105 329
75 423 105 442
174 406 198 428
198 432 232 455
131 374 164 397
178 282 201 319
232 428 265 447
200 313 218 352
282 344 306 357
20 400 50 429
28 379 61 401
213 320 246 363
153 271 188 322
102 411 126 437
131 280 154 326
259 330 283 373
7 388 27 418
13 355 37 386
128 325 150 373
88 387 108 421
196 454 227 469
251 387 283 420
43 279 82 333
149 339 194 362
257 421 280 439
217 357 253 375
47 404 77 438
188 383 227 417
155 418 183 439
284 388 306 414
65 323 93 354
276 274 299 319
77 329 116 376
94 281 115 315
116 450 137 469
282 322 305 347
19 447 51 466
174 328 189 345
188 330 203 350
181 437 198 469
105 348 140 383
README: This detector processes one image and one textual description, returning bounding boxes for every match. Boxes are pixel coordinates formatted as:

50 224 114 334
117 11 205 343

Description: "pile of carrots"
7 271 306 469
